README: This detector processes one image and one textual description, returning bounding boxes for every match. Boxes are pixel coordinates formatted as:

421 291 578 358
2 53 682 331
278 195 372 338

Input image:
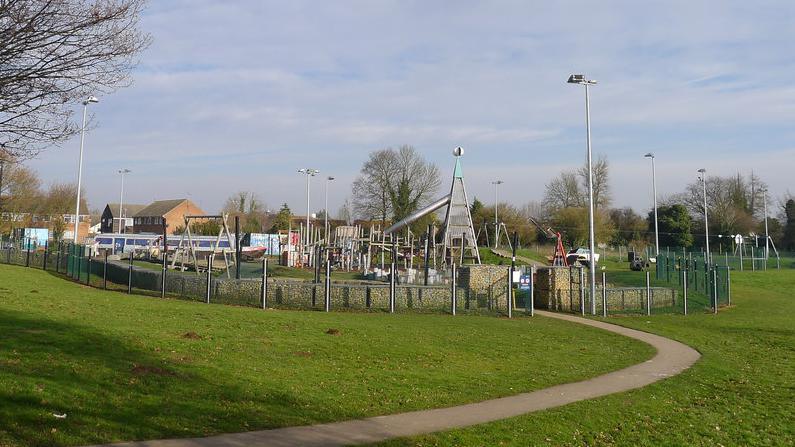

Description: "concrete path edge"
89 311 701 447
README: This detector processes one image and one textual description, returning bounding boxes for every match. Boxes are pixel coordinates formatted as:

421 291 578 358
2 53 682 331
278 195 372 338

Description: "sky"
26 0 795 217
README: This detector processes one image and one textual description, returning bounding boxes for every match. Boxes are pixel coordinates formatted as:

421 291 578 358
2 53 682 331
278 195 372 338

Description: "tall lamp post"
118 168 131 233
298 168 319 247
491 180 503 248
644 153 659 256
324 176 335 244
568 74 598 314
73 95 99 243
698 168 710 264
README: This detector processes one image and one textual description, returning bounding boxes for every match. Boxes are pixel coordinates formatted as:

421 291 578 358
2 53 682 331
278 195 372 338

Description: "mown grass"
0 264 652 447
376 269 795 446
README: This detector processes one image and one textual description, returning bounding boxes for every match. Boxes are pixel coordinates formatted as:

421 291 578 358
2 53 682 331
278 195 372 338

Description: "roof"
104 203 147 218
134 199 191 218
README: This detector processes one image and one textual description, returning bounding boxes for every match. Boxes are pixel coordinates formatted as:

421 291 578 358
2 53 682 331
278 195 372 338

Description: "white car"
566 247 600 267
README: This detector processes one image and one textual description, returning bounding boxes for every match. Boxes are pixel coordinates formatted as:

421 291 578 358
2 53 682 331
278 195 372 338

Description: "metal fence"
0 242 511 317
1 240 735 318
655 252 730 312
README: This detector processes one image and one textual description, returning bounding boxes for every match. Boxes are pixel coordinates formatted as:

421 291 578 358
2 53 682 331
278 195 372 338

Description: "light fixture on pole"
324 176 335 244
698 168 710 264
491 180 503 249
298 168 319 247
568 74 598 314
73 95 99 243
118 169 131 233
644 153 659 256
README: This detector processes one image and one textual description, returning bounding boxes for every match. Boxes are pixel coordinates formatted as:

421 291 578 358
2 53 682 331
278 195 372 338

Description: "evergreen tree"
782 199 795 250
269 203 292 232
655 204 693 249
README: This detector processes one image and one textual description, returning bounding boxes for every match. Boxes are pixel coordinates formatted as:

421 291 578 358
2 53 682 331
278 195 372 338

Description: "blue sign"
519 274 531 291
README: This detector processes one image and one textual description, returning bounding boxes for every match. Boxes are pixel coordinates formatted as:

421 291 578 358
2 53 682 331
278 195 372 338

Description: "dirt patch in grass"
131 364 176 377
182 331 202 340
294 351 313 358
325 328 341 336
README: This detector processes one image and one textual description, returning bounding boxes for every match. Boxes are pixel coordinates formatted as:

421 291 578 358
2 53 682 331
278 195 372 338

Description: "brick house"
132 199 205 235
100 203 147 233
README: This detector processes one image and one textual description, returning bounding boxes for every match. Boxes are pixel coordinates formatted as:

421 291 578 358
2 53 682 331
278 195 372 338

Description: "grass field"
0 264 652 447
377 269 795 446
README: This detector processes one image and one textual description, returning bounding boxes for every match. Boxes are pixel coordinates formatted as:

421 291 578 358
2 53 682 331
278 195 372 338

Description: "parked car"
566 247 600 267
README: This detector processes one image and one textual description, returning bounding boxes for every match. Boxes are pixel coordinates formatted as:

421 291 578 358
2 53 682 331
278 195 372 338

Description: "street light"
644 153 659 256
298 168 319 247
118 169 131 233
73 95 99 243
324 176 335 243
698 168 710 264
568 73 598 314
491 180 503 249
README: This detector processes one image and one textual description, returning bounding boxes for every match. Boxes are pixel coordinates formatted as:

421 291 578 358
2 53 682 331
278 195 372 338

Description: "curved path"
91 311 700 447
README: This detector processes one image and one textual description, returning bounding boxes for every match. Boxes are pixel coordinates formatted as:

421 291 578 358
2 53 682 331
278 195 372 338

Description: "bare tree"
578 154 611 210
351 145 440 224
543 170 583 211
0 0 151 158
222 191 264 215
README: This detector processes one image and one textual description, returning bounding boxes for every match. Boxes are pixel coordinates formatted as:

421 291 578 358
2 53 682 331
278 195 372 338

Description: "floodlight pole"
73 96 98 243
698 169 710 264
492 180 503 249
324 176 335 244
118 169 131 233
645 153 659 256
568 74 598 315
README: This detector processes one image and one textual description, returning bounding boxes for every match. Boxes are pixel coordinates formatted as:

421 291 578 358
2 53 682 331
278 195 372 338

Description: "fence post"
261 258 268 309
86 249 92 285
76 246 82 281
726 266 731 305
43 240 49 270
683 270 688 315
712 269 718 313
506 267 512 319
450 262 457 316
103 252 108 290
601 271 607 317
25 239 31 267
645 271 651 316
579 267 585 316
205 254 213 304
160 255 167 299
528 265 535 317
324 259 331 312
56 242 61 273
389 258 396 313
127 250 134 294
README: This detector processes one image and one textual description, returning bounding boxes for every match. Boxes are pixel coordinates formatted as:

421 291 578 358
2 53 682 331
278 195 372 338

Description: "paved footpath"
90 311 700 447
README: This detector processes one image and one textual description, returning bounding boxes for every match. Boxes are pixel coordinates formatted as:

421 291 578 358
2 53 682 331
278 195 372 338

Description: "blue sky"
28 0 795 216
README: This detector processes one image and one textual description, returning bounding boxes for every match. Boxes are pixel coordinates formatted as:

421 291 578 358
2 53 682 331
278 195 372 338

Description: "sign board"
734 234 743 245
23 228 49 248
519 274 531 291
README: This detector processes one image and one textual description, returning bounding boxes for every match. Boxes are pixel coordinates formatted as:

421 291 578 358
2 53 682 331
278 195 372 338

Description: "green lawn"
0 264 652 447
376 269 795 446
